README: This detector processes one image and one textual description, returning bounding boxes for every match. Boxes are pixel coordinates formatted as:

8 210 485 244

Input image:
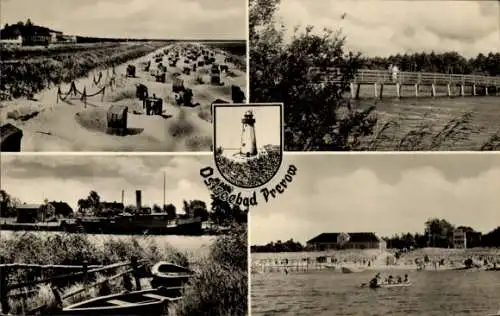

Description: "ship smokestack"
163 171 166 207
121 189 124 205
136 190 142 210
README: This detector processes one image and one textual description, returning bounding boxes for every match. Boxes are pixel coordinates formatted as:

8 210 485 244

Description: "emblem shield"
213 103 283 189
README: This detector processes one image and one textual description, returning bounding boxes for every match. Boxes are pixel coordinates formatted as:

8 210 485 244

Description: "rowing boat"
370 282 412 289
151 261 195 288
52 286 183 315
341 266 363 274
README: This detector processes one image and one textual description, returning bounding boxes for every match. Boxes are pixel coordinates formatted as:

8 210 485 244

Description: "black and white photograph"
250 154 500 316
250 0 500 151
214 104 282 189
0 0 247 152
0 155 248 315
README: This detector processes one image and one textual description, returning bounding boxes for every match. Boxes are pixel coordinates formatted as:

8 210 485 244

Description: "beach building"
306 232 386 251
453 228 482 249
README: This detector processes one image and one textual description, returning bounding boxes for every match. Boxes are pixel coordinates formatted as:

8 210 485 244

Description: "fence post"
131 256 141 291
0 257 10 315
82 260 88 290
51 286 63 310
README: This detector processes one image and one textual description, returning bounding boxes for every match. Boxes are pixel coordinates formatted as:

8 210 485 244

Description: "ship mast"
163 171 166 207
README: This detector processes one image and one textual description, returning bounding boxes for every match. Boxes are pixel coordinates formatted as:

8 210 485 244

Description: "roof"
1 123 23 141
307 232 380 244
17 204 42 210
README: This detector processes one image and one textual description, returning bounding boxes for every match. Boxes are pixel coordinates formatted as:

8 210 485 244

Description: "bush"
170 224 248 316
249 0 376 150
215 149 281 188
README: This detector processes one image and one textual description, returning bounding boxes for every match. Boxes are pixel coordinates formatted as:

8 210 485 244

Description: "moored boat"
151 262 195 288
51 286 183 315
341 266 363 274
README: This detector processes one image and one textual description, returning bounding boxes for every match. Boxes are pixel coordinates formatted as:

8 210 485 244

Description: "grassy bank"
0 225 247 315
0 42 167 98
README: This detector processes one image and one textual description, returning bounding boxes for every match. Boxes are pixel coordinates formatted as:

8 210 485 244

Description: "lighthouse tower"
240 110 257 157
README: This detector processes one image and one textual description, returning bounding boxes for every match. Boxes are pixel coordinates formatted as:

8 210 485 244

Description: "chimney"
136 190 142 210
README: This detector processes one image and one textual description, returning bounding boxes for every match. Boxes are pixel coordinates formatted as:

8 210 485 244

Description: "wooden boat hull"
151 262 195 288
370 282 412 289
341 266 363 274
53 287 183 316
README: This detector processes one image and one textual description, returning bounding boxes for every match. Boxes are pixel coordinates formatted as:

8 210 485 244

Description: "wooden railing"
0 256 147 315
309 68 500 86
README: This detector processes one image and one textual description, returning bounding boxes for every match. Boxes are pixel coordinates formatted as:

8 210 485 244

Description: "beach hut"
231 85 245 103
183 67 191 75
211 64 220 75
136 84 148 101
155 72 166 83
107 105 128 136
126 65 136 78
0 123 23 152
211 74 221 85
220 64 229 73
172 77 184 93
144 98 163 115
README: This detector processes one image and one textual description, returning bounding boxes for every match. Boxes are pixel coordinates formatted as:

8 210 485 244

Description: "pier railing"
0 256 147 315
309 68 500 86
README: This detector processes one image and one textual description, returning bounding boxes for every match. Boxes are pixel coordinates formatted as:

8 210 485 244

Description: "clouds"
251 154 500 245
1 155 212 212
276 0 499 58
0 0 246 39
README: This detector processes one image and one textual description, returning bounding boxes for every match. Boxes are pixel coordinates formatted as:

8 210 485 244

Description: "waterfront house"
16 204 43 223
0 22 63 46
306 232 387 251
453 227 482 249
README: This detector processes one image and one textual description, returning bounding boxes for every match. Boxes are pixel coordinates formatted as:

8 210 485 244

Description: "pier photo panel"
0 0 247 152
250 153 500 316
249 0 500 151
0 154 248 316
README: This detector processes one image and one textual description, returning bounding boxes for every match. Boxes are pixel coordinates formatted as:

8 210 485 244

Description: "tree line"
361 51 500 76
251 218 500 253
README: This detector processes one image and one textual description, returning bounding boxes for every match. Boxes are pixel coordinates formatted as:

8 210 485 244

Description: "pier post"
431 84 436 97
447 84 451 97
355 83 360 99
0 257 10 315
396 83 401 98
415 84 419 97
473 84 476 96
350 83 355 99
379 84 384 99
485 86 489 96
374 83 378 98
460 84 465 97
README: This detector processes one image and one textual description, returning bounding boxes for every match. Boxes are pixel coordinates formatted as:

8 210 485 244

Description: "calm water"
251 269 500 316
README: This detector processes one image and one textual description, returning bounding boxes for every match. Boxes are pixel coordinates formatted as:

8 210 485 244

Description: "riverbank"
0 224 247 315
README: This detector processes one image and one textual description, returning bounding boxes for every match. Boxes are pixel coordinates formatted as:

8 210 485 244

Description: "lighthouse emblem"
240 110 257 157
213 103 283 189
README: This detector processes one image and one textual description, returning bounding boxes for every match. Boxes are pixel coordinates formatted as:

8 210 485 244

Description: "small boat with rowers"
362 273 411 289
50 286 183 315
151 262 195 288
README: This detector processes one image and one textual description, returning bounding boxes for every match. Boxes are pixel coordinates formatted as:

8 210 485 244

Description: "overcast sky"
0 0 246 39
215 105 281 150
276 0 499 58
251 154 500 245
1 155 213 212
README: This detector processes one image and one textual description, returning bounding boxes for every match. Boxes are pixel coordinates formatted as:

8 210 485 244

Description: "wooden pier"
309 68 500 99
